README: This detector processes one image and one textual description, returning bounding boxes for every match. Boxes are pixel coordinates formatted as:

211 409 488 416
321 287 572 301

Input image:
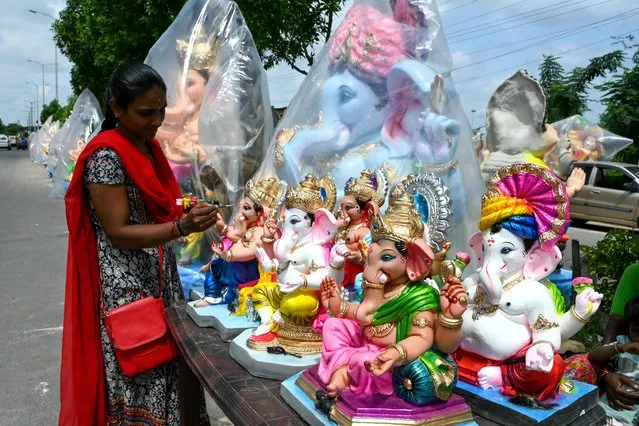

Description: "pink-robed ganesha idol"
316 184 469 407
456 164 603 401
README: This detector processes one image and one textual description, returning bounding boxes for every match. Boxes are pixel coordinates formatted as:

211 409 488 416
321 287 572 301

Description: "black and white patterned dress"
84 147 205 425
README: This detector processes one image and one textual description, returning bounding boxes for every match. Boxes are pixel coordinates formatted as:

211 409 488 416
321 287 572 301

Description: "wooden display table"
166 302 305 426
167 302 606 426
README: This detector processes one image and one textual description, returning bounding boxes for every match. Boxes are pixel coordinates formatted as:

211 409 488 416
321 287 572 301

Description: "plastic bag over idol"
145 0 272 211
50 89 103 198
29 128 41 163
544 115 633 178
33 117 56 165
252 0 483 259
48 120 70 177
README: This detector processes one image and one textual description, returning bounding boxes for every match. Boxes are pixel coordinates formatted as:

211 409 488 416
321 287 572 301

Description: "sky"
0 0 637 130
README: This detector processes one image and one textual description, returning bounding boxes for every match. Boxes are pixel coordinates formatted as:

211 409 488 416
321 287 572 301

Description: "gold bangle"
390 343 408 366
260 235 276 244
531 339 556 352
438 314 463 329
329 261 344 270
226 249 233 262
570 306 588 323
334 300 348 318
413 316 434 329
221 225 228 235
302 276 308 289
362 279 384 290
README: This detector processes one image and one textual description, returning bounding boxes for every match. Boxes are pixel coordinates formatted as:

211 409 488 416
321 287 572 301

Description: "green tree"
54 0 344 102
538 51 624 123
0 118 4 133
59 95 78 122
539 55 564 90
4 123 26 135
40 100 64 124
597 37 639 164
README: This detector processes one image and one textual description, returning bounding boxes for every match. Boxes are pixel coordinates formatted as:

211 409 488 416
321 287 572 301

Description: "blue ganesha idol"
262 0 484 257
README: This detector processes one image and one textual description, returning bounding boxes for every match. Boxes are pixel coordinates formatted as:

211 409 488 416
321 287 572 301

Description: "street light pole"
28 9 58 101
27 59 46 107
24 100 34 130
26 82 39 125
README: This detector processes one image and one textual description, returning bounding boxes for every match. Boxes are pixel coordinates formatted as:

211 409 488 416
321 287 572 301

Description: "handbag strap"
100 244 165 318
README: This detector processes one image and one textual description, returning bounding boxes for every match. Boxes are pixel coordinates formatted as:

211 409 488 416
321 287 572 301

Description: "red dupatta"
59 129 182 425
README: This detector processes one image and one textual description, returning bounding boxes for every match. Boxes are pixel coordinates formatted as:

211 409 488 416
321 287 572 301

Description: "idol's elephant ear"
386 59 438 111
311 208 339 246
383 59 438 146
407 238 435 282
467 231 484 264
523 242 562 282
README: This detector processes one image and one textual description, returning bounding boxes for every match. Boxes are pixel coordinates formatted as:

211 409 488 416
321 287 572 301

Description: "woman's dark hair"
101 61 167 131
625 297 639 326
490 222 536 252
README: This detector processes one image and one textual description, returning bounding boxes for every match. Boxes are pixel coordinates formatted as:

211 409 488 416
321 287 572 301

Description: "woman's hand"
602 371 639 410
440 277 469 319
180 202 219 234
618 342 639 355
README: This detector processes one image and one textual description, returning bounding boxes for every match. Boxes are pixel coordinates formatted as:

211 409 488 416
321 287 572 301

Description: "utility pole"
26 82 39 125
28 9 59 101
27 59 46 107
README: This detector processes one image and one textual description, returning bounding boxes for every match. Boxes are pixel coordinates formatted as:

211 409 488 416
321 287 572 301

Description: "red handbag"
102 245 178 377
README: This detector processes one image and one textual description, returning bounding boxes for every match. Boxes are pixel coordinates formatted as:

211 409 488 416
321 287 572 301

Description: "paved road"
0 151 231 425
0 151 66 425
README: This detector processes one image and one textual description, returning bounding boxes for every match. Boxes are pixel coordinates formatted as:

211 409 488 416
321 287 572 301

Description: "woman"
59 61 218 425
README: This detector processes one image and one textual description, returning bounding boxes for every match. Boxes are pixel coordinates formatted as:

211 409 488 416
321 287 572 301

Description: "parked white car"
0 134 10 150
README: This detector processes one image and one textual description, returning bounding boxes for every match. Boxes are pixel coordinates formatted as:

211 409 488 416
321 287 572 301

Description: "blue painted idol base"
455 379 601 425
229 329 321 381
186 301 258 342
177 262 206 300
280 372 478 426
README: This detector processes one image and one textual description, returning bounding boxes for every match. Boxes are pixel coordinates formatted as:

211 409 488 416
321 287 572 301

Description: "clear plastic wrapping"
145 0 272 207
544 115 633 177
30 117 60 165
253 0 483 257
50 89 103 198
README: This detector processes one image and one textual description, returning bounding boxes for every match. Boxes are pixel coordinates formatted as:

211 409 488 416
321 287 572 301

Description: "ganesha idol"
272 1 482 231
333 169 388 295
149 31 219 266
239 174 344 356
456 164 603 403
192 177 285 309
287 181 474 425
